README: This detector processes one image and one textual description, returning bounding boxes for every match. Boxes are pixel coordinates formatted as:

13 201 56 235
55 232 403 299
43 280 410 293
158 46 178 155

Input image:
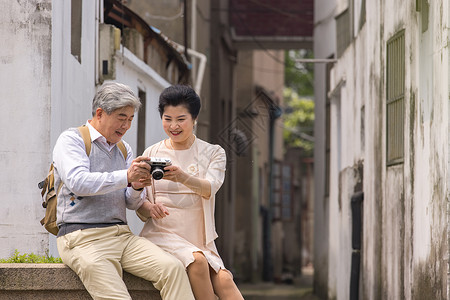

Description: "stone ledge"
0 264 161 300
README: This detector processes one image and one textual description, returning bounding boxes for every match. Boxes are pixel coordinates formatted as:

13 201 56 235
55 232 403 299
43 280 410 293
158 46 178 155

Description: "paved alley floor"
237 267 320 300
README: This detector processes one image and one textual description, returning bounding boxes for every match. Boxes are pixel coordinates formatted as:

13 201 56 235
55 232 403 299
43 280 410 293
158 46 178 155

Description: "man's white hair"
92 82 141 116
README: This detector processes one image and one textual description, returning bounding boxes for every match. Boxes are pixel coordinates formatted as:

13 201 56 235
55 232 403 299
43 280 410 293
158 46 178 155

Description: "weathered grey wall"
0 0 52 258
315 0 449 299
313 0 336 297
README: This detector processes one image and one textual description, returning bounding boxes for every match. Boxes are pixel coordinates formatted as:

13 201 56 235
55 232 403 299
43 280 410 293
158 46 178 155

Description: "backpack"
38 125 128 235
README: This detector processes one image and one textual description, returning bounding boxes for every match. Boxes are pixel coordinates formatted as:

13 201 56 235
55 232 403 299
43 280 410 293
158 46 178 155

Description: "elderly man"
53 82 194 300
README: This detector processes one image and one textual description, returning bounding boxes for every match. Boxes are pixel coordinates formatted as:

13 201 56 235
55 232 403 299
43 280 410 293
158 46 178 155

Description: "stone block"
0 264 161 300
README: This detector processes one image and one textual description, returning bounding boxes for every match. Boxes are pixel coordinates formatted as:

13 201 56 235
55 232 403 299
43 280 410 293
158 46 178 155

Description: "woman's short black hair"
158 85 201 119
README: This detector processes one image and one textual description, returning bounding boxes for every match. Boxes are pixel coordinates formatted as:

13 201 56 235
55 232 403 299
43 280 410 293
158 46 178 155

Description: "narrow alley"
238 267 319 300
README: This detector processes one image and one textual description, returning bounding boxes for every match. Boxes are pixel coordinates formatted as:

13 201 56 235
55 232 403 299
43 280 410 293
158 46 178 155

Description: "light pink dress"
139 138 227 272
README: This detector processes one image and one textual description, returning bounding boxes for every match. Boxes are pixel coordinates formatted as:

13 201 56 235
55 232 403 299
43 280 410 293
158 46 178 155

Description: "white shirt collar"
86 120 117 152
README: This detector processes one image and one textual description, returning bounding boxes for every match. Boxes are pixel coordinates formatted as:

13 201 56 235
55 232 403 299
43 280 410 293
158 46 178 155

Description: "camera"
146 157 172 180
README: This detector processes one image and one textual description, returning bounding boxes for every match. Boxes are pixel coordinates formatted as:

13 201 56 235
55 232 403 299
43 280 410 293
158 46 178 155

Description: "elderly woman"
137 85 243 300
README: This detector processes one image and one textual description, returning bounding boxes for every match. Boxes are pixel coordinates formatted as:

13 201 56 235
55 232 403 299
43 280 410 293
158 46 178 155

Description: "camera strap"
148 141 164 204
150 177 156 203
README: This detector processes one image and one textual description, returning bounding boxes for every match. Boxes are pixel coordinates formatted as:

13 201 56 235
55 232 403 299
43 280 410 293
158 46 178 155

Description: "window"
272 161 282 220
270 162 297 221
355 0 366 33
416 0 429 33
71 0 82 63
281 164 293 221
336 8 351 57
137 89 146 156
386 30 405 165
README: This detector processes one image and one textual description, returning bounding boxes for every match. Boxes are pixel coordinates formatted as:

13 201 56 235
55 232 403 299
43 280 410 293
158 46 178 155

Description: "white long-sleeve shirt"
53 121 144 230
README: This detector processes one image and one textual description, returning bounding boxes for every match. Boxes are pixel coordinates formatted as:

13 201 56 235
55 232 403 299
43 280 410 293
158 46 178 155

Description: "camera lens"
152 168 164 180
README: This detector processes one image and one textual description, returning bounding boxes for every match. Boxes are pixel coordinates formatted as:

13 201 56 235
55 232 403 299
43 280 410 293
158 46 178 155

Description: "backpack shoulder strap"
117 141 128 160
77 124 127 160
77 125 91 156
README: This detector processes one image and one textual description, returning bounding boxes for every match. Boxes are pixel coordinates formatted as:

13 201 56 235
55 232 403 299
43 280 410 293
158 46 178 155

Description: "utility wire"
144 3 184 21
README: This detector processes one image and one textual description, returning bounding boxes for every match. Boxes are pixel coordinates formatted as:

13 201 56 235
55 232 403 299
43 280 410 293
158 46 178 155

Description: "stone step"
0 263 161 300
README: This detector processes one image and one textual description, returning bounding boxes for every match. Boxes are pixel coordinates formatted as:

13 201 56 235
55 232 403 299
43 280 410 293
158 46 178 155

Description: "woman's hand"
138 201 169 219
163 165 189 183
149 202 170 219
163 165 212 199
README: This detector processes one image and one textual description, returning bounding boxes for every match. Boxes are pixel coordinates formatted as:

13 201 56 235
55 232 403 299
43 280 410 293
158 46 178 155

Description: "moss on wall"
413 232 447 300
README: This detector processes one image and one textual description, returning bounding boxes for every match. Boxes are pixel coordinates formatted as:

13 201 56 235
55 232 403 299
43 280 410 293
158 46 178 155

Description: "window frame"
386 29 405 166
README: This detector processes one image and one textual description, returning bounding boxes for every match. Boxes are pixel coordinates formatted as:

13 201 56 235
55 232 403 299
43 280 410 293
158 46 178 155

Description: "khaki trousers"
57 225 194 300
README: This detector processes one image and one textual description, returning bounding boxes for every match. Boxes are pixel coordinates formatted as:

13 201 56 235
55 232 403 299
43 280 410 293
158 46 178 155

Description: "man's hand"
127 156 151 189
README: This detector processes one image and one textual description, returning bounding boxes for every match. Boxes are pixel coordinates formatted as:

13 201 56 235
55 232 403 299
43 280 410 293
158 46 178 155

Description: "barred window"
386 30 405 165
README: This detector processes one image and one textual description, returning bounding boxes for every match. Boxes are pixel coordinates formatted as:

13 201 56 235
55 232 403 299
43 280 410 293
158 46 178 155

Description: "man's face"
96 106 135 144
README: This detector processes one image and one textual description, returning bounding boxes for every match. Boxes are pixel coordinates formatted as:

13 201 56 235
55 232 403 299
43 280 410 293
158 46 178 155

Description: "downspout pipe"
170 42 207 94
190 0 197 80
183 0 189 60
263 100 283 281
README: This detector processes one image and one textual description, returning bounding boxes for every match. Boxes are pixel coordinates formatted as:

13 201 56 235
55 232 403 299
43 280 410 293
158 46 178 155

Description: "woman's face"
162 105 195 143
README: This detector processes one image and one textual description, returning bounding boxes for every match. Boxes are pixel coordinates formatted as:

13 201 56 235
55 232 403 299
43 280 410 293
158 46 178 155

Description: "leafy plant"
0 250 62 263
283 50 315 157
285 49 314 96
283 88 314 156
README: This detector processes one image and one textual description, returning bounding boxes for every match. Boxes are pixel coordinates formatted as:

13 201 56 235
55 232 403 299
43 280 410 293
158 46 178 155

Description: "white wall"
327 20 368 300
51 0 98 144
0 0 53 258
0 0 177 259
313 0 337 297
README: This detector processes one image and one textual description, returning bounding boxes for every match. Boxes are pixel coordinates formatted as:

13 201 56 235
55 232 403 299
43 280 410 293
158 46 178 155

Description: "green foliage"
283 49 315 156
283 88 314 156
0 250 62 263
284 49 314 96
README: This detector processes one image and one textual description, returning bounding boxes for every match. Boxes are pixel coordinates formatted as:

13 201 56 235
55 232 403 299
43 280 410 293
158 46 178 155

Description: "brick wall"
229 0 313 37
